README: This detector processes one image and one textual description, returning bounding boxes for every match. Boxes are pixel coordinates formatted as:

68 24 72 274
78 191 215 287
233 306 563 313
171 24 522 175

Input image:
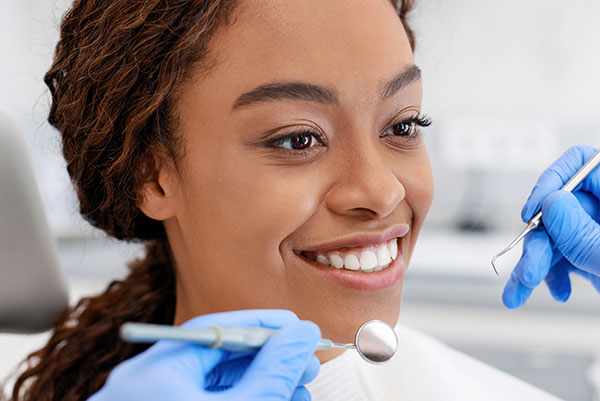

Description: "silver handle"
120 322 335 353
561 149 600 192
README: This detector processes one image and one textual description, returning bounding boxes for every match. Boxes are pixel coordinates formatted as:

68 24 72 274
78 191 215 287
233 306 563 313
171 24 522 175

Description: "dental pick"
491 148 600 275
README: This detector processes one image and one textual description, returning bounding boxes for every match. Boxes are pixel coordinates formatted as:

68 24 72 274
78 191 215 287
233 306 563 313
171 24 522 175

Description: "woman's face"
152 0 433 359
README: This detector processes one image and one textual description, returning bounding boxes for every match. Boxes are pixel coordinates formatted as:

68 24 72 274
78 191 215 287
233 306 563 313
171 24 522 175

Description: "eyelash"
267 129 327 153
381 114 432 141
267 114 432 153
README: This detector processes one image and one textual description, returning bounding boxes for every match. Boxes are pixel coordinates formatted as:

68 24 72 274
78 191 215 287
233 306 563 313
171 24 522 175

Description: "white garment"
307 324 563 401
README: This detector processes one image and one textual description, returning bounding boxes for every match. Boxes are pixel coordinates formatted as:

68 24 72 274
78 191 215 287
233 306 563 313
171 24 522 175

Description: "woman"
9 0 568 399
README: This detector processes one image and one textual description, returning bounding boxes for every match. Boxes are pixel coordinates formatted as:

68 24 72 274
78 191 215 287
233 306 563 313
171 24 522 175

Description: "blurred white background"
1 0 600 400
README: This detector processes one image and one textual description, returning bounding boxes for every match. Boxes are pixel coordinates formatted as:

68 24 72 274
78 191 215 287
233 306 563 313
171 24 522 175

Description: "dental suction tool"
121 319 398 364
491 148 600 275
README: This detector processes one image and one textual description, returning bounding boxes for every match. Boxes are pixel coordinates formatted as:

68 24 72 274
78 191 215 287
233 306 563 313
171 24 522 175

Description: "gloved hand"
503 145 600 308
88 309 321 401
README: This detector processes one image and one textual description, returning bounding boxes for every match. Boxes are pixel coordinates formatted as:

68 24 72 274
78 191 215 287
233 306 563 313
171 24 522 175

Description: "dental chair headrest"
0 111 68 333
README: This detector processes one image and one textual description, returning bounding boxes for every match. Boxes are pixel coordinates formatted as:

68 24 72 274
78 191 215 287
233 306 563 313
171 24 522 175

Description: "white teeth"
305 238 401 273
330 254 344 269
344 254 360 270
359 250 378 270
389 240 398 260
316 255 330 266
377 246 391 266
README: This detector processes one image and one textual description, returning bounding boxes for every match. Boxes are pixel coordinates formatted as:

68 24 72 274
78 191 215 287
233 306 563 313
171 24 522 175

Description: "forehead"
198 0 415 103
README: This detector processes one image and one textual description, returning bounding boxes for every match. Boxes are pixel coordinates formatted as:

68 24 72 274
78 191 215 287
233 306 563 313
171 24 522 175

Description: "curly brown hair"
7 1 416 400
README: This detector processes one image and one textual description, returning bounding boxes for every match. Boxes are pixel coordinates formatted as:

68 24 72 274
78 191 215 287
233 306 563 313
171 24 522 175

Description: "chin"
294 282 404 345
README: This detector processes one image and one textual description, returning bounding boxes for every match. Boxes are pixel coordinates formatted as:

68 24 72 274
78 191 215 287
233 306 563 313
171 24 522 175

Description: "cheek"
398 150 434 255
404 153 434 218
178 150 326 270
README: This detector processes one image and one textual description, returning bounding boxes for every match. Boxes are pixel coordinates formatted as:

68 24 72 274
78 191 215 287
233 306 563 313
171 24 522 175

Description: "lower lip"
296 244 406 291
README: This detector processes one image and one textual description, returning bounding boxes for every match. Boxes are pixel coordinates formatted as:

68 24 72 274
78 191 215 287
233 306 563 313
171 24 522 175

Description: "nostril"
348 207 379 217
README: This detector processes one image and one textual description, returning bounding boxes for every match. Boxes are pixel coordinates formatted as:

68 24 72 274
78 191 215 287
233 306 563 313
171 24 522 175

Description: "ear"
137 152 179 221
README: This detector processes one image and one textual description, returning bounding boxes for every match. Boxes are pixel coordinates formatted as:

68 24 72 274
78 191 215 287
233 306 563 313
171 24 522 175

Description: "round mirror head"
355 320 398 364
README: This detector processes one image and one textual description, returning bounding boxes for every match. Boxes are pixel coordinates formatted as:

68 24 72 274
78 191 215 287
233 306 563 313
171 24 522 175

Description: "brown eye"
381 115 432 140
385 122 416 137
272 131 321 150
290 133 312 149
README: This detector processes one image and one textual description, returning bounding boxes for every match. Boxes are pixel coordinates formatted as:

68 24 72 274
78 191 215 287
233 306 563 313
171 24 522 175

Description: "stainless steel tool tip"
354 320 398 364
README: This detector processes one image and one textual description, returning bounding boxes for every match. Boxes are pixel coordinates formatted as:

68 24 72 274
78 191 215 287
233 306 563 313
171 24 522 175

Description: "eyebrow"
231 64 421 111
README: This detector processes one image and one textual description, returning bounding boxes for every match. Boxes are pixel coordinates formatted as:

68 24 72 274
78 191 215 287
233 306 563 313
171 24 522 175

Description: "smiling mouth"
299 238 398 273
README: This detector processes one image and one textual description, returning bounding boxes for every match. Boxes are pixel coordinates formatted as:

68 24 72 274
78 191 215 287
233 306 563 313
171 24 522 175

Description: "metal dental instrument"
121 319 398 364
491 148 600 275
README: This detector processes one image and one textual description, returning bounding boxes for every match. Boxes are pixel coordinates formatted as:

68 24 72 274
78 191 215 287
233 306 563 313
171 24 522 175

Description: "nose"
325 144 406 219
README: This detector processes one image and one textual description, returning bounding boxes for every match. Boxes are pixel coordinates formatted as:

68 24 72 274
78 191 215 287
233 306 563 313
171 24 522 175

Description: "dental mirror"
121 318 398 365
352 320 398 363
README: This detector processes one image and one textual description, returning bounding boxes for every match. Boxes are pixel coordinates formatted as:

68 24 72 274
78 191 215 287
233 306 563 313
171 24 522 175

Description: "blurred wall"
1 0 82 237
411 0 600 230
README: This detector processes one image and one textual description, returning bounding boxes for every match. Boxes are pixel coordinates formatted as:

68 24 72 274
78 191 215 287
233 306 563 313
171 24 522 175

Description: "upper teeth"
307 239 398 272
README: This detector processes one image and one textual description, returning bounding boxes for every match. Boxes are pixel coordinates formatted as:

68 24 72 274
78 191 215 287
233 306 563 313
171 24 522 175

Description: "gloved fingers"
502 269 534 309
204 344 319 392
232 320 321 399
296 354 320 387
542 191 600 274
181 309 299 330
591 275 600 293
522 145 598 222
502 229 553 308
573 190 600 221
91 312 314 401
569 267 600 294
96 344 204 400
544 258 572 302
291 386 312 401
516 229 554 288
137 310 302 390
204 355 253 391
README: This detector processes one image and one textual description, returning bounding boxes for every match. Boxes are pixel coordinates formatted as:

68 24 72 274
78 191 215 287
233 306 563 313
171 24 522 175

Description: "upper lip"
295 224 410 253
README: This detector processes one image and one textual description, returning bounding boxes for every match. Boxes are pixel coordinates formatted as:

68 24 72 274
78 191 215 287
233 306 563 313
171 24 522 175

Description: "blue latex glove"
503 145 600 308
88 309 321 401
